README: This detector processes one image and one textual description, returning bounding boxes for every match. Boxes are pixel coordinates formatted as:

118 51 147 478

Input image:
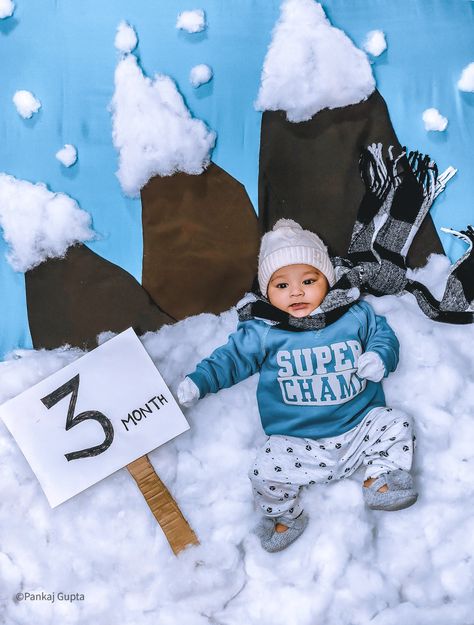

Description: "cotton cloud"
114 21 138 54
0 0 14 19
422 108 448 132
176 9 206 34
12 91 41 119
0 174 95 272
458 62 474 92
255 0 375 122
363 30 387 57
110 54 216 197
55 144 78 167
189 64 213 88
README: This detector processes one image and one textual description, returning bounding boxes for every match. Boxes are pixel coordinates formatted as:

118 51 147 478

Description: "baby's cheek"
268 292 288 312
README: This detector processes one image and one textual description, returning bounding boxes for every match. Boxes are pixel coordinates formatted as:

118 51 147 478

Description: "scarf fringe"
358 142 403 202
440 225 473 272
439 225 474 312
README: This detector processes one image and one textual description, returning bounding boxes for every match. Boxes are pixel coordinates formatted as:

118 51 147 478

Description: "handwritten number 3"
41 374 114 461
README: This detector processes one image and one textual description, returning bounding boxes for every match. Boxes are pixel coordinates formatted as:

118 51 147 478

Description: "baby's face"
267 264 329 318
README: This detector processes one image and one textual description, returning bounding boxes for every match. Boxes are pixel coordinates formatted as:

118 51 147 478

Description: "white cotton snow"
0 0 14 18
55 144 78 167
422 108 448 132
255 0 375 122
457 62 474 92
0 174 95 272
406 253 452 301
12 90 42 119
2 256 474 624
189 64 213 88
363 30 387 57
176 9 206 34
114 20 138 54
110 54 216 197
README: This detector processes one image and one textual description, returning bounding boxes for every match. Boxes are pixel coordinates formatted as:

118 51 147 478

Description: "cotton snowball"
55 144 78 167
255 0 375 122
363 30 387 57
0 0 14 18
176 9 206 33
422 108 448 132
110 54 216 197
0 174 95 272
12 91 41 119
189 64 213 88
458 62 474 92
114 21 138 53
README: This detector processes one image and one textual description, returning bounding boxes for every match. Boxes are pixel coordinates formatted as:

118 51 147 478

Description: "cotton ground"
1 259 473 625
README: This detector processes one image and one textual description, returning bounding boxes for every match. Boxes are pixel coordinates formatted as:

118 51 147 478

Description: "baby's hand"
356 351 385 383
177 377 200 407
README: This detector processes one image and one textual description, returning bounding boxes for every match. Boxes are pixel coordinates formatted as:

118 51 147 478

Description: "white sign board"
0 328 189 507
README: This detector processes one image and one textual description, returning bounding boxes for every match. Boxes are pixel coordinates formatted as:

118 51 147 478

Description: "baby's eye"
275 282 288 289
303 279 316 285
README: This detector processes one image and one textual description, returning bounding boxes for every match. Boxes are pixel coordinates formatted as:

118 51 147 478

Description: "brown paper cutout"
140 162 260 320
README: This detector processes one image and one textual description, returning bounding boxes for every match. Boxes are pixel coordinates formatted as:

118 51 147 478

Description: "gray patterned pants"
248 406 415 522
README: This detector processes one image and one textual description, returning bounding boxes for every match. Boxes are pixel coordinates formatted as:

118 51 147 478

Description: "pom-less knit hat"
258 219 336 296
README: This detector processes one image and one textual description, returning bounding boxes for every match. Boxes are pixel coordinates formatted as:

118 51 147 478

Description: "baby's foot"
363 476 388 493
363 471 417 511
275 522 289 533
260 512 309 552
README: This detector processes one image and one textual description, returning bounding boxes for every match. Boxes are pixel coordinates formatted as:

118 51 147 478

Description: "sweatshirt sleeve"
187 321 267 398
356 301 400 377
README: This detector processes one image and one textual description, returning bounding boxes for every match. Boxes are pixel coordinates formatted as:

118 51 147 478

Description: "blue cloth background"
0 0 473 358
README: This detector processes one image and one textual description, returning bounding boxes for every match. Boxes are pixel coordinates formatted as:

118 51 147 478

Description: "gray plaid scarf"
238 143 474 331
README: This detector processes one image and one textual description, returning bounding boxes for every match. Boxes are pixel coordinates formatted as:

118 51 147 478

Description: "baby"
177 219 417 552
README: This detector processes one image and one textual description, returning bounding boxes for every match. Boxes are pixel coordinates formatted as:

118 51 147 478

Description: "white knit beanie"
258 219 336 296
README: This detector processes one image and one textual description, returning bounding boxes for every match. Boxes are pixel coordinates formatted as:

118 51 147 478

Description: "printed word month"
122 394 168 431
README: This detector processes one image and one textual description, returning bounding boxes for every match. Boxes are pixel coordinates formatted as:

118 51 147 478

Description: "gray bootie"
363 470 418 511
258 512 309 553
386 468 414 490
254 516 276 542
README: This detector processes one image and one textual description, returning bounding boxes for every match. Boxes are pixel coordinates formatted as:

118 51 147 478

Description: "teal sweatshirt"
188 301 399 439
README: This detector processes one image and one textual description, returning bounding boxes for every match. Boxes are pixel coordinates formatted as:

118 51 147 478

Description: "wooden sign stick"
127 454 199 555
